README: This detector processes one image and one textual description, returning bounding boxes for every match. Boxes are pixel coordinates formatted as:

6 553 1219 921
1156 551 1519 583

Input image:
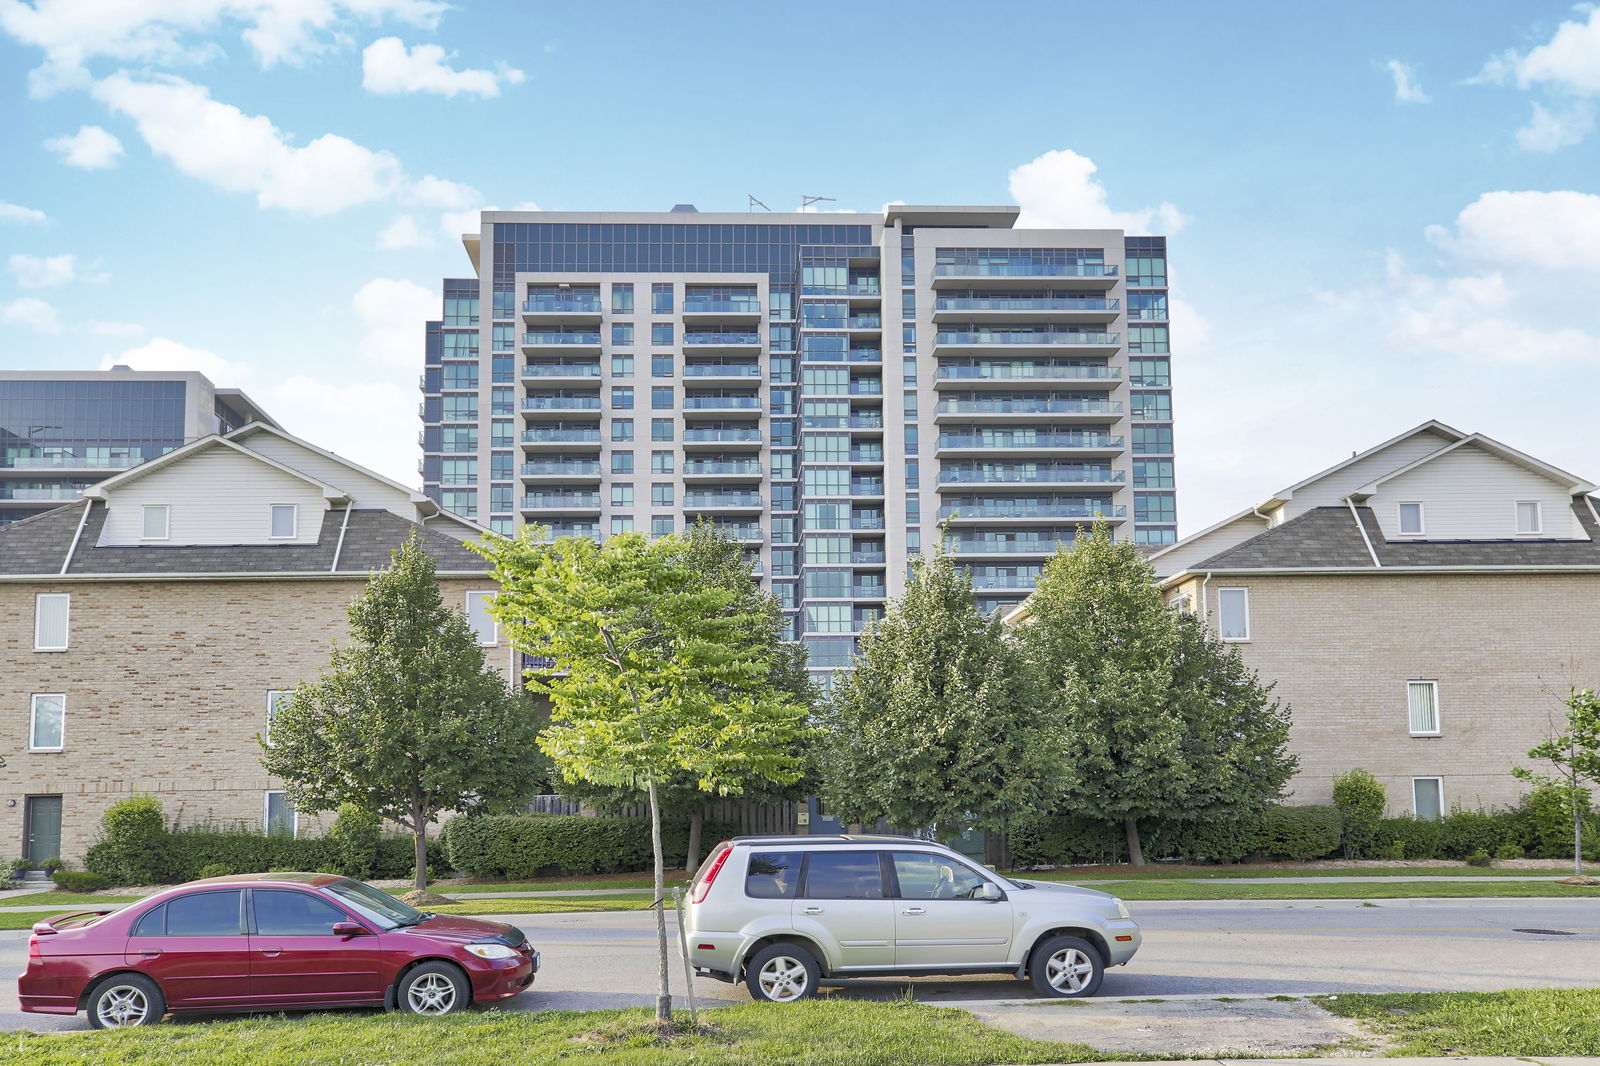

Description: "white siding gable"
1368 444 1586 541
97 445 329 546
1278 428 1458 520
1149 513 1269 579
240 433 418 516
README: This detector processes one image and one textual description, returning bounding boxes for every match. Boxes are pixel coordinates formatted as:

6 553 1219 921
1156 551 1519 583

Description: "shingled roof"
0 501 485 577
1195 503 1600 571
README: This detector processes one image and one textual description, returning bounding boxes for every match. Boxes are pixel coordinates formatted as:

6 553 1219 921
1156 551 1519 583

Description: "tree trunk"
647 777 672 1024
686 807 704 875
412 800 429 892
1123 817 1145 867
1576 793 1585 879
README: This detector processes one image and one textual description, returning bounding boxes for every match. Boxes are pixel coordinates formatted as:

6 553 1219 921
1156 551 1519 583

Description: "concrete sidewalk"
1073 1060 1599 1065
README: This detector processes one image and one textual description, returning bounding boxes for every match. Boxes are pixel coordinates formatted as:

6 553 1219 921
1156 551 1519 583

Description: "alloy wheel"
757 955 809 1002
406 972 459 1014
96 985 151 1027
1046 947 1094 993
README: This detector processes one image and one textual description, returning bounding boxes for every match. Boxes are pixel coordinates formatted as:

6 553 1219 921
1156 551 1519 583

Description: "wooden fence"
522 795 797 834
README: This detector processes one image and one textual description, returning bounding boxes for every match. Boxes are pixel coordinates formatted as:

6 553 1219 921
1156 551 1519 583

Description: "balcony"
933 296 1120 321
934 365 1122 388
521 493 602 514
938 502 1128 522
522 331 602 353
708 523 764 542
682 396 761 410
682 459 764 478
0 486 85 501
934 398 1124 422
682 298 761 324
848 382 883 395
934 331 1120 352
537 524 601 542
521 460 603 479
800 348 882 364
682 363 761 379
801 415 885 430
682 427 762 447
851 583 888 599
938 467 1125 488
1128 306 1169 321
967 572 1043 590
932 262 1119 289
683 492 764 511
522 396 602 416
0 453 141 471
521 297 602 324
521 428 603 447
849 449 885 464
682 331 761 352
847 316 882 330
851 550 887 564
946 537 1071 556
522 363 602 382
935 432 1125 456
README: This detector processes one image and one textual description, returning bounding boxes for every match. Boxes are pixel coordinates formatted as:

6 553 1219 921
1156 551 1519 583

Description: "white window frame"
1396 501 1425 537
33 593 69 651
264 790 298 839
464 590 498 647
1514 500 1542 535
142 504 170 541
1407 679 1441 737
1412 776 1444 822
269 504 298 540
265 689 288 746
1216 587 1250 642
29 693 65 752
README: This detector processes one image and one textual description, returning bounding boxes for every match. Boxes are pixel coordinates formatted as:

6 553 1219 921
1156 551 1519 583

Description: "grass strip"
6 998 1106 1066
0 892 145 907
1102 878 1600 901
1314 988 1600 1056
1033 864 1561 882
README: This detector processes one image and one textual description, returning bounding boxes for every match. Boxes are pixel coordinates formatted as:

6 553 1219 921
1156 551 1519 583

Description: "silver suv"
683 835 1140 1002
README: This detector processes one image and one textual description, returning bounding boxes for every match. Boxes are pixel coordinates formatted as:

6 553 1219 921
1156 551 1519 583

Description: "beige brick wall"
1175 572 1600 815
1 576 508 862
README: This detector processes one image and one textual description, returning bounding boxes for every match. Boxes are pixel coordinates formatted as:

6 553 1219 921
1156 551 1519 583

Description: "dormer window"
142 504 169 541
270 504 298 539
1397 502 1424 536
1515 501 1542 535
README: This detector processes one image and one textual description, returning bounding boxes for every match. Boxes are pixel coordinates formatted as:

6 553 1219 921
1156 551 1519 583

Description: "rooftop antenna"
748 195 771 212
801 195 835 212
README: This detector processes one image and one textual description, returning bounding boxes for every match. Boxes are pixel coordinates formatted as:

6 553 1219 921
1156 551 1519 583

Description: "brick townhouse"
1 423 513 863
1144 421 1600 816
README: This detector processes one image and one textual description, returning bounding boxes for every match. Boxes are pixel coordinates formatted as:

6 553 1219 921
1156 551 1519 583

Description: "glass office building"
420 206 1177 678
0 368 276 524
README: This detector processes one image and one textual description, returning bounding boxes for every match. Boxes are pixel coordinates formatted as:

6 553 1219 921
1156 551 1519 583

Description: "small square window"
1407 680 1440 736
269 504 297 539
142 504 170 540
1515 500 1542 535
1397 502 1424 536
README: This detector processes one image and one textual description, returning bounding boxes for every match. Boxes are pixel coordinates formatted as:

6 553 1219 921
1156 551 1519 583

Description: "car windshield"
321 879 426 930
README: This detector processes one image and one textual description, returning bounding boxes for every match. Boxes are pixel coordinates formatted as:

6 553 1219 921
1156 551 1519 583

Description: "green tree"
473 528 811 1023
1513 688 1600 878
260 533 542 892
818 550 1066 839
1015 525 1295 864
1331 769 1388 859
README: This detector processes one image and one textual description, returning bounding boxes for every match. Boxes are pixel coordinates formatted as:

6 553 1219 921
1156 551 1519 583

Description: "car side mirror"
976 883 1003 901
332 921 370 937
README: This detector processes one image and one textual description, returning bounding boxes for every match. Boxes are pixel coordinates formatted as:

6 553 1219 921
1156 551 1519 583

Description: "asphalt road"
4 897 1598 1031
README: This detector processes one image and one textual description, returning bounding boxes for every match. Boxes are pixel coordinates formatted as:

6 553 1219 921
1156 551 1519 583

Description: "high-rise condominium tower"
420 205 1176 679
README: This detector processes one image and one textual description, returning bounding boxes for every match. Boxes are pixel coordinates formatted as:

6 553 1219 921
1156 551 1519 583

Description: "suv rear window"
745 852 803 899
800 851 885 899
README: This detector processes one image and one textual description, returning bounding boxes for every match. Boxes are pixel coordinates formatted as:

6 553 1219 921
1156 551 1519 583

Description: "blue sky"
3 0 1599 531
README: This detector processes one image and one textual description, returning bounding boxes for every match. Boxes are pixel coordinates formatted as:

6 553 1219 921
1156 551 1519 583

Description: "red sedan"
19 872 538 1028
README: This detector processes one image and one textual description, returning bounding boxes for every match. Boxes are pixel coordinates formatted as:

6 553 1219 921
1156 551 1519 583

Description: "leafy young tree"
1016 524 1295 864
473 528 811 1023
260 533 543 892
818 550 1066 838
1513 688 1600 878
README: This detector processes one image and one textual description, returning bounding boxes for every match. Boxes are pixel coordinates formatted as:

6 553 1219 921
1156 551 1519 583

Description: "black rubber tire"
87 973 166 1029
1027 935 1105 998
396 961 471 1015
744 942 821 1003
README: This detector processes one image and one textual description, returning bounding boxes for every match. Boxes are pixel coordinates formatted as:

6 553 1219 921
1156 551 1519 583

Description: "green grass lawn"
1026 864 1560 882
430 894 667 916
443 877 657 894
8 999 1104 1066
0 891 144 906
1101 878 1600 901
1315 989 1600 1056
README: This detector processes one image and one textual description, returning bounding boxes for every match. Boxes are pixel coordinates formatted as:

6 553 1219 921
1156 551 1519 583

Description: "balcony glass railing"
0 486 85 500
852 584 888 598
849 450 885 463
711 524 763 540
848 382 883 395
682 460 764 475
946 538 1069 554
851 551 887 564
800 348 881 363
683 396 761 409
522 461 602 476
523 297 601 313
847 316 882 329
934 263 1118 278
1 453 141 469
936 433 1125 449
522 494 602 509
968 574 1042 589
683 299 761 313
939 468 1125 484
684 493 764 508
1128 307 1168 321
539 525 601 540
522 363 602 377
522 332 602 345
937 399 1124 416
936 365 1121 381
801 415 885 429
935 331 1119 346
938 503 1127 520
934 297 1120 313
683 364 761 377
683 332 761 345
683 428 762 443
523 397 602 411
522 429 603 443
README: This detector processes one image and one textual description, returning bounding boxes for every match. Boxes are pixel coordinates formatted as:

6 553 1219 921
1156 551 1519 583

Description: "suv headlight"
465 943 519 960
1112 897 1131 920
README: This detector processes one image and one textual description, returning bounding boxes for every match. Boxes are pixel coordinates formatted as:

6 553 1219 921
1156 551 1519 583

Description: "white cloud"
353 277 436 368
262 374 418 488
439 201 539 241
8 252 106 287
1425 189 1600 272
87 320 146 337
401 174 481 209
377 214 428 249
97 336 250 380
94 71 403 215
44 123 124 168
1514 100 1595 152
0 0 448 96
361 36 523 98
1009 148 1186 234
0 201 48 224
1385 59 1430 104
1 296 62 333
1480 9 1600 149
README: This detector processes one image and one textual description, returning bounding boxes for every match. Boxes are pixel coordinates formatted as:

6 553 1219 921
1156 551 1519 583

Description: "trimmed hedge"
52 871 113 893
441 814 742 878
1257 805 1343 861
1011 804 1344 867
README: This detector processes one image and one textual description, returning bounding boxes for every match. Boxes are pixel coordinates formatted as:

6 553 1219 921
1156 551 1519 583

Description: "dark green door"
24 795 62 863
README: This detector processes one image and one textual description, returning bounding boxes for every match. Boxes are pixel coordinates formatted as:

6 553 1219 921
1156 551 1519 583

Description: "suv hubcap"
758 956 808 1001
97 986 150 1027
1046 948 1094 993
407 973 458 1014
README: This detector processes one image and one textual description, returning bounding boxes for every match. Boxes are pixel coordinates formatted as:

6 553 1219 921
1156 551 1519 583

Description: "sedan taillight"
27 936 40 958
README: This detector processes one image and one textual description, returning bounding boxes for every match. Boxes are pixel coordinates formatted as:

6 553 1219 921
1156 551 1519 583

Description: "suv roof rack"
727 833 952 847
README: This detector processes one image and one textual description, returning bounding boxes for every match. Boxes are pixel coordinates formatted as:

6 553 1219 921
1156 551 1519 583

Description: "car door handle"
139 950 162 958
802 906 824 916
257 948 282 957
900 907 926 916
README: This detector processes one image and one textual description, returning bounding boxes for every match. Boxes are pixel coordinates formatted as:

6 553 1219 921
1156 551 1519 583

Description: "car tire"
745 942 820 1003
1028 935 1105 998
397 961 471 1016
87 973 166 1029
